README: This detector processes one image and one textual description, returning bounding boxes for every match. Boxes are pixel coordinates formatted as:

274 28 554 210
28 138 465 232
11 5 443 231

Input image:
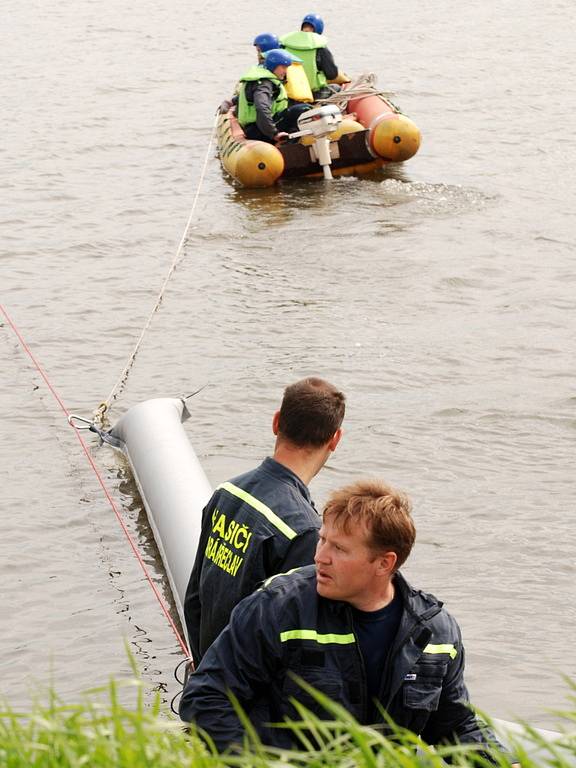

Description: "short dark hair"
277 377 345 447
323 479 415 570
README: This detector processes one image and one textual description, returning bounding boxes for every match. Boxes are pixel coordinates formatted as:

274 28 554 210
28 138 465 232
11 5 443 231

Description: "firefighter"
184 377 345 663
181 478 515 763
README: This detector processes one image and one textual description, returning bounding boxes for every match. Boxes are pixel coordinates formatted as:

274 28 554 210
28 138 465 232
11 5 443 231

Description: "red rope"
1 303 191 660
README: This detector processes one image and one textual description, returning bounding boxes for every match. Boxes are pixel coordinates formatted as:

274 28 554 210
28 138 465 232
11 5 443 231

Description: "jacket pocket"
403 681 443 711
282 668 343 717
403 659 447 712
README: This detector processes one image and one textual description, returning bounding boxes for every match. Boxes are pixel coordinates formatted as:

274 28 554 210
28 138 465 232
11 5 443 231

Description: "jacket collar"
322 571 443 623
260 457 313 505
393 572 443 621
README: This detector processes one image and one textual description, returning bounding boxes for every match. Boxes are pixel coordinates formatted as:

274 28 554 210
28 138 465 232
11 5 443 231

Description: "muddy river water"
1 0 575 726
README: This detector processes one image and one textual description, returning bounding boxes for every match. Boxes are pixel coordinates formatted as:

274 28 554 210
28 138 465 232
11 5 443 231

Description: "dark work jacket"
316 47 338 81
184 459 320 663
180 566 507 757
244 79 283 138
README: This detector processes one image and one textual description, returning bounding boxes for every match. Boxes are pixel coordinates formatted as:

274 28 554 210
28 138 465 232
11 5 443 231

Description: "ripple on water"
377 178 498 217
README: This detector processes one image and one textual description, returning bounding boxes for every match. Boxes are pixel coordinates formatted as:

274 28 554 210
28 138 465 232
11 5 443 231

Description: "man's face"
274 64 289 80
315 515 382 608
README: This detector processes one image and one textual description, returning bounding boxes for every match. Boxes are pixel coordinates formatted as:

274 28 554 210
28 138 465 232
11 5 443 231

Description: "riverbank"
1 676 574 767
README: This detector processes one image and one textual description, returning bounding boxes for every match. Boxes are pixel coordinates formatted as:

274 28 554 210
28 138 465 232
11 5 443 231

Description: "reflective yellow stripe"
280 629 356 645
218 482 297 540
262 567 302 589
423 643 457 659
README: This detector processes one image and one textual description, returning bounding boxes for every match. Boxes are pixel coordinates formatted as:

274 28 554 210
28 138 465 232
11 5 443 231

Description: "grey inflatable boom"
108 398 213 645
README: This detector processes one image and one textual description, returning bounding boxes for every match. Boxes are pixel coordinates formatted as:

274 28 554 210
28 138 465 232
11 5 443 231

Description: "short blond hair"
323 479 415 569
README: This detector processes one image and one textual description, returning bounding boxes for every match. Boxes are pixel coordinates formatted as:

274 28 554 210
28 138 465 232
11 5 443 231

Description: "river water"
1 0 574 728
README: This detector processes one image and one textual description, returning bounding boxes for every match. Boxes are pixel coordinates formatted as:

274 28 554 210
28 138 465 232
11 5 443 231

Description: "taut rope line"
95 114 219 425
0 303 191 660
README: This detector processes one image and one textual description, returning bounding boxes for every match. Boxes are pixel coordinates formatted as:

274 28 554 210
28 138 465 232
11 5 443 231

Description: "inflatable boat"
217 74 421 187
103 398 566 752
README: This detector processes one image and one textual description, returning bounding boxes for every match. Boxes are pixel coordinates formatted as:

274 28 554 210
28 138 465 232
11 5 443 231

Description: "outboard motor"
291 104 343 180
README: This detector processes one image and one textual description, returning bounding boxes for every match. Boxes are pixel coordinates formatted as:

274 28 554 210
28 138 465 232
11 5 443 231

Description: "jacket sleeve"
420 624 510 759
179 587 282 752
253 79 279 139
317 47 339 80
271 527 319 574
183 501 214 663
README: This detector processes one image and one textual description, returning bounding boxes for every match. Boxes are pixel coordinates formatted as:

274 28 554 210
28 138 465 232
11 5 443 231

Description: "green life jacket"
280 31 328 92
237 66 288 127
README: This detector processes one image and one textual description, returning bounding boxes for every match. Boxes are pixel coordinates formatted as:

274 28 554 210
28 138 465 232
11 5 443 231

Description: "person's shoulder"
228 458 294 490
260 563 316 596
250 459 315 510
398 573 459 626
270 483 320 533
312 32 328 46
230 565 315 618
228 461 264 486
202 466 260 513
227 565 316 638
254 77 275 91
421 592 462 638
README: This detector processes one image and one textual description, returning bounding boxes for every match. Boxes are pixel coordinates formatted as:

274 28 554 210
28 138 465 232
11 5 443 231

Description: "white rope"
94 113 219 424
316 72 398 112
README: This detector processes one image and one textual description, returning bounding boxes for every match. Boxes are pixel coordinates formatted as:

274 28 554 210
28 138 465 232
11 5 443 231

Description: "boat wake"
378 178 496 217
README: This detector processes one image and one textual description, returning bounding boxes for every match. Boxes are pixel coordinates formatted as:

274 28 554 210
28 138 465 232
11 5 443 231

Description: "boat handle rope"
0 303 193 664
94 112 219 427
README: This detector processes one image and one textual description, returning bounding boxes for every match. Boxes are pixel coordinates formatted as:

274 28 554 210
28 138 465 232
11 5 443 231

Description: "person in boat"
280 13 347 100
253 32 279 63
235 48 313 144
183 377 345 664
180 479 514 761
217 33 280 116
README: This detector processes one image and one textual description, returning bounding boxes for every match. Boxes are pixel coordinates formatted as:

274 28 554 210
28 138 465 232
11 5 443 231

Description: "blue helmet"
301 13 324 34
264 48 302 72
253 33 279 53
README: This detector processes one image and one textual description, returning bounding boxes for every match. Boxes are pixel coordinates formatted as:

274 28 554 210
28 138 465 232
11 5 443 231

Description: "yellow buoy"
234 142 285 188
217 112 284 187
370 114 421 162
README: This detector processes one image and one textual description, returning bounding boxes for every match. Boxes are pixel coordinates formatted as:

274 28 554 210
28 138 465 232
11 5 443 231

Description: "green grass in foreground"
0 676 574 768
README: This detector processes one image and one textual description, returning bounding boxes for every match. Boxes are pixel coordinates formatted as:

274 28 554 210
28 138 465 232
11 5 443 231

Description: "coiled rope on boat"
316 72 400 113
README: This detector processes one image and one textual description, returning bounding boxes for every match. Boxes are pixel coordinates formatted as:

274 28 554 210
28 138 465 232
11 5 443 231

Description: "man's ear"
376 551 397 576
327 428 342 452
272 410 280 436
